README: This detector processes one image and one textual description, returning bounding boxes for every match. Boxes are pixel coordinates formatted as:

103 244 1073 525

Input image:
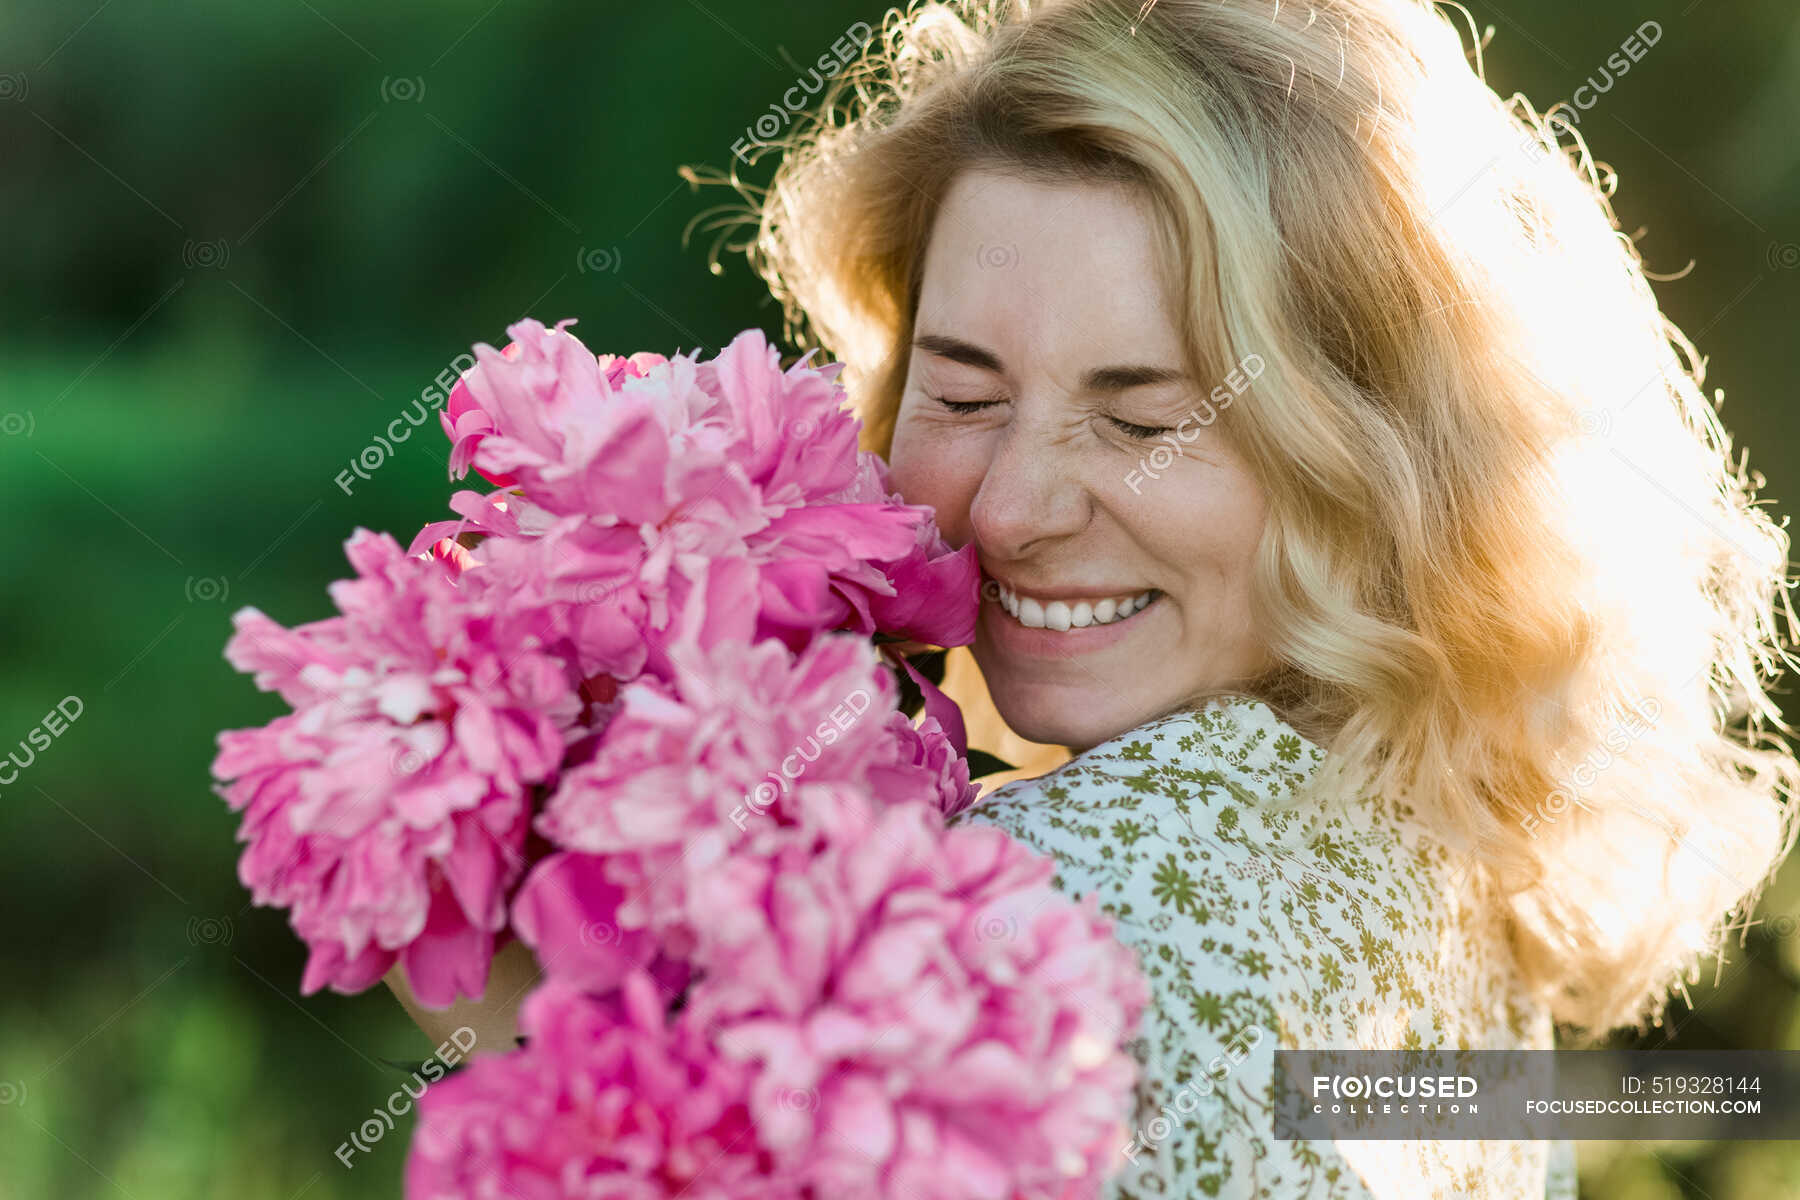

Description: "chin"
988 683 1135 754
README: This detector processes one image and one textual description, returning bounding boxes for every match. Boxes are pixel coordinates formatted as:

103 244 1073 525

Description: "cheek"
888 423 988 546
1131 467 1268 595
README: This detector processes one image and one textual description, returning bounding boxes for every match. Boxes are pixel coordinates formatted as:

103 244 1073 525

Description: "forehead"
915 168 1186 370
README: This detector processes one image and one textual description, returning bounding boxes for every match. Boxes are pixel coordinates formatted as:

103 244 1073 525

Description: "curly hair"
682 0 1799 1039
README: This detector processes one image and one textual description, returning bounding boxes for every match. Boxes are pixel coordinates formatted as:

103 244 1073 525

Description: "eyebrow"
911 332 1189 393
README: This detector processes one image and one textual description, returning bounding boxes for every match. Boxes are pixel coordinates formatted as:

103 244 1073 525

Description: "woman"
395 0 1797 1193
696 0 1798 1193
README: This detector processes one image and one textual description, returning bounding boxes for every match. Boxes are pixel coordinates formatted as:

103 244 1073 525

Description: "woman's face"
888 168 1271 751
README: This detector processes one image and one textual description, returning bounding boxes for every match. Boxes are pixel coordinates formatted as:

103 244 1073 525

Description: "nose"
967 417 1091 561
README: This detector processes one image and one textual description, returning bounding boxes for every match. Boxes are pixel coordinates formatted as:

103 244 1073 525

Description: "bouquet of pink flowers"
212 318 1148 1199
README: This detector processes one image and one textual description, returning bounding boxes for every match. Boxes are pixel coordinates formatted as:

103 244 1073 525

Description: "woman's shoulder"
954 693 1542 1048
981 692 1329 820
958 693 1425 901
954 695 1561 1197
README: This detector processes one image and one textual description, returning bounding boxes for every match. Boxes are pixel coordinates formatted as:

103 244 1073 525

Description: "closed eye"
1107 415 1172 439
930 394 1171 439
932 395 1006 415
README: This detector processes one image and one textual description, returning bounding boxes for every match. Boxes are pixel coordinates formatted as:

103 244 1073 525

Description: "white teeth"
990 584 1157 631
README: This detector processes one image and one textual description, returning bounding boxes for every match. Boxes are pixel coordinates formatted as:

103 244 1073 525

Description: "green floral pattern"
951 695 1579 1199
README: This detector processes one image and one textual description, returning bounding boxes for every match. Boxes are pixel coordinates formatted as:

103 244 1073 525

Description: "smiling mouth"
989 582 1164 632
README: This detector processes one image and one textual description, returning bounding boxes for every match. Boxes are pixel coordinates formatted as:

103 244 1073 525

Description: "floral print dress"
950 695 1580 1199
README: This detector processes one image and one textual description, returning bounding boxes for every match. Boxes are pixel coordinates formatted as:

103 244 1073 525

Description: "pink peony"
683 802 1150 1200
509 850 690 1002
599 348 669 386
220 316 1144 1200
816 453 982 649
407 973 786 1200
441 338 523 487
427 319 978 656
524 631 943 957
875 709 978 820
443 318 753 527
437 336 664 489
212 529 582 1006
689 334 863 505
471 520 663 686
420 532 480 577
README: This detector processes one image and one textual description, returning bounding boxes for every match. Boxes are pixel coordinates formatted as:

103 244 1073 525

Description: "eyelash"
932 396 1000 416
1106 416 1171 440
929 395 1172 442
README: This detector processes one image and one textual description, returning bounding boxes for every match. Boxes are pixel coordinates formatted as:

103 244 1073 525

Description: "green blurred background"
1 1 1796 1196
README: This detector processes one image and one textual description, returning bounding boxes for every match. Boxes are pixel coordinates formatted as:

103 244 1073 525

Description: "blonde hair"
684 0 1799 1039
